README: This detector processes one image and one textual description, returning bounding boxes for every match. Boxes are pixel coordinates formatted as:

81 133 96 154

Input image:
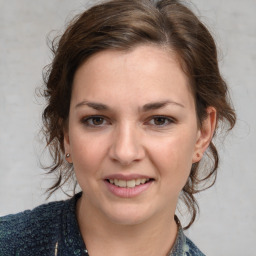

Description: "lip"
104 173 152 180
103 174 154 198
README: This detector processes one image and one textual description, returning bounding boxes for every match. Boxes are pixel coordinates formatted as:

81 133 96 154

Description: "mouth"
105 178 154 188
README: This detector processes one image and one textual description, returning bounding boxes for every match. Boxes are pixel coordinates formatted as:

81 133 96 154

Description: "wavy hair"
42 0 236 229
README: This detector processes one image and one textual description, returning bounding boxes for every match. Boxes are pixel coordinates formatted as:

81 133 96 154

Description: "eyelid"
146 115 176 126
81 115 111 127
81 115 176 128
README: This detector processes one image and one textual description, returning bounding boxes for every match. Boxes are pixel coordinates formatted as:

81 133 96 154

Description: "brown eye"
148 116 174 127
82 116 108 127
153 117 167 126
91 117 104 125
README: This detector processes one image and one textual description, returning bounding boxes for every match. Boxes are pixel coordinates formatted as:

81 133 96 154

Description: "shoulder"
169 223 206 256
0 199 67 255
183 236 206 256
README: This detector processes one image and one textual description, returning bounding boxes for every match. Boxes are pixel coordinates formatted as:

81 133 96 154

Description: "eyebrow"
141 100 185 111
75 101 109 110
75 100 185 111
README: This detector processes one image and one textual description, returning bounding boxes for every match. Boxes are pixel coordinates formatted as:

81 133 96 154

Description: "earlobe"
65 153 72 163
64 130 73 164
193 107 217 163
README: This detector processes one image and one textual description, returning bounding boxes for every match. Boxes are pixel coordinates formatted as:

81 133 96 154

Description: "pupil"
93 117 103 125
155 117 165 125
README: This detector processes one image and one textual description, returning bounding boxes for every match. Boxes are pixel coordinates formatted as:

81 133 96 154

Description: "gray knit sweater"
0 193 205 256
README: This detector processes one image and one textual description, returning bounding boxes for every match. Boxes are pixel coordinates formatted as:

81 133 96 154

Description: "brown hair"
42 0 236 229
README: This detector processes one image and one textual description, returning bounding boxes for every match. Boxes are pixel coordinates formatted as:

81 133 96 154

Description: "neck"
76 195 178 256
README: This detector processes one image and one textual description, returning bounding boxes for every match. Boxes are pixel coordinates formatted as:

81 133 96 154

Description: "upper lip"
104 174 153 180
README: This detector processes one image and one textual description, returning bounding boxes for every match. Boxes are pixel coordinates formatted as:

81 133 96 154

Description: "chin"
108 214 146 226
103 204 154 226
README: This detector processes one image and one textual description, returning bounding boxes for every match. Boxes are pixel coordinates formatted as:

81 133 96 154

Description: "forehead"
71 45 195 109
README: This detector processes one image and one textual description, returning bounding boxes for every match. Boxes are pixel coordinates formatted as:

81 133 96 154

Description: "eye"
147 116 175 127
81 116 108 127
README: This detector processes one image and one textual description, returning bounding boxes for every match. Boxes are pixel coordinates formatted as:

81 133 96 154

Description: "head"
42 0 236 228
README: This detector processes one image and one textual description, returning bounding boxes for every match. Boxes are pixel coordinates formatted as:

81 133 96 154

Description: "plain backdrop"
0 0 255 255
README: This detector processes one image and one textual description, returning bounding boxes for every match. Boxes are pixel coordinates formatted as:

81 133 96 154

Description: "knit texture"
0 193 205 256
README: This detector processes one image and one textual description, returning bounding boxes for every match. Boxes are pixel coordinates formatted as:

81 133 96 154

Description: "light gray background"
0 0 255 255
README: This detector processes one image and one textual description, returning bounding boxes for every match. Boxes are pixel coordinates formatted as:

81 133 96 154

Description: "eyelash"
81 115 176 128
81 116 109 127
147 116 175 126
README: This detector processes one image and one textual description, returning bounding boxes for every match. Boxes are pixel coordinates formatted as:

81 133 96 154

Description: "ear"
193 107 217 163
64 127 73 164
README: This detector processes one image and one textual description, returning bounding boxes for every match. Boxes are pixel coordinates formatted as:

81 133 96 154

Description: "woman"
0 0 236 255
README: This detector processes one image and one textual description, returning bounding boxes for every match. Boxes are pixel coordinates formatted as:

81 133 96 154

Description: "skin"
64 45 216 256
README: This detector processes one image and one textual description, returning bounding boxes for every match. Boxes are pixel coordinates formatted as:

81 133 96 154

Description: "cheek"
147 132 196 180
69 132 108 175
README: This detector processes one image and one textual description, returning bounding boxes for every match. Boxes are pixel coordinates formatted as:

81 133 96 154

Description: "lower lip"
104 180 153 198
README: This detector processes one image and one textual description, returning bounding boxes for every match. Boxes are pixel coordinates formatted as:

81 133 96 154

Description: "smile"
107 178 151 188
104 177 154 198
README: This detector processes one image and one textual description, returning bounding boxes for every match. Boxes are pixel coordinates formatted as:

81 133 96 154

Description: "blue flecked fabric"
0 193 205 256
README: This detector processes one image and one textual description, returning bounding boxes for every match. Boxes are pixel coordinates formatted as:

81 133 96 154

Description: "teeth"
118 180 126 187
141 178 146 184
108 178 150 188
127 180 136 188
135 179 141 185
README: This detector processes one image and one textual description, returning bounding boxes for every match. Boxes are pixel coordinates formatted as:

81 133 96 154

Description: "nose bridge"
109 120 144 165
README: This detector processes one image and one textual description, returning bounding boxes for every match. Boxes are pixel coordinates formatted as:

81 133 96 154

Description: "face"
64 45 210 226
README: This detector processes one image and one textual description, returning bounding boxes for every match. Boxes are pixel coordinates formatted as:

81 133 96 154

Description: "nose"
109 122 145 166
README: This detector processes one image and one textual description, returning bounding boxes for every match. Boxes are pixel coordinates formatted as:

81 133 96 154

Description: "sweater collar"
62 192 186 256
